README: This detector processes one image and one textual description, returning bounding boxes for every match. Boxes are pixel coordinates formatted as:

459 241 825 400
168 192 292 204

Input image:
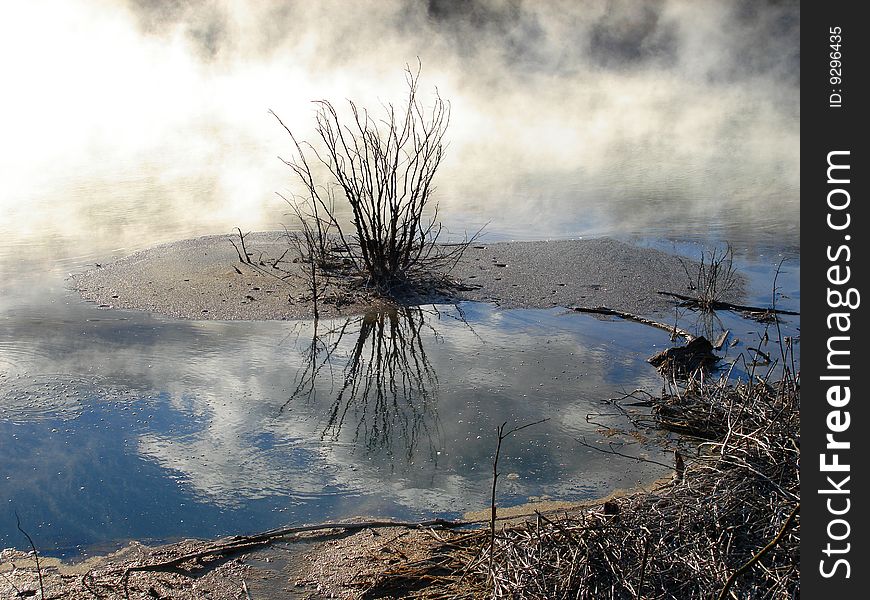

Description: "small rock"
648 337 719 377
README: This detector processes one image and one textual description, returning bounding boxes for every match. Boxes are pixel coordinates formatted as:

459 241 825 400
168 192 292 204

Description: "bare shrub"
271 62 472 295
680 244 738 311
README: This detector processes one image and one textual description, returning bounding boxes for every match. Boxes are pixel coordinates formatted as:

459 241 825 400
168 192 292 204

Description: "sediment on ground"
72 232 741 320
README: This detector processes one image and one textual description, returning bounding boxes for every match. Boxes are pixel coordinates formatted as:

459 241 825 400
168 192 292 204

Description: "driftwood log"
569 306 693 341
657 291 799 318
115 518 469 582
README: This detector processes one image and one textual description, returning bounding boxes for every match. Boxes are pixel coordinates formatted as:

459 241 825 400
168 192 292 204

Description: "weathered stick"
119 518 469 578
717 502 800 600
713 329 730 350
637 535 650 600
569 306 694 341
657 291 799 316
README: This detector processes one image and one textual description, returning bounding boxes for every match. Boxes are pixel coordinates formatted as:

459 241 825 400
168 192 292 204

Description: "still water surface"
2 293 677 556
0 177 798 559
0 1 799 556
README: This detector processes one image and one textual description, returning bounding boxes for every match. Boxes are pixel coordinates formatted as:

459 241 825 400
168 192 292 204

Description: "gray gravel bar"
72 233 736 320
450 238 715 314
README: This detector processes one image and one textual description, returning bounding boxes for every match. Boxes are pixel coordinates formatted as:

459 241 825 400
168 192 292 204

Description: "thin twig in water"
488 419 549 581
656 291 799 317
15 511 45 600
576 437 675 471
570 306 694 341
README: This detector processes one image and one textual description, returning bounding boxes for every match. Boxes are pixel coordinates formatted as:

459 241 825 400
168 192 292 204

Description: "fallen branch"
569 306 693 341
638 535 650 600
657 291 799 316
717 502 800 600
119 518 470 579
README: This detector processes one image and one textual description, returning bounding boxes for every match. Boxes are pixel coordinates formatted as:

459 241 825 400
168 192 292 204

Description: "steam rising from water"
0 0 799 261
0 1 800 553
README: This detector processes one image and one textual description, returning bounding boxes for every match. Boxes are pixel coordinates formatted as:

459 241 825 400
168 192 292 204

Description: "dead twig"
229 228 253 264
717 502 800 600
488 419 549 581
118 518 470 580
657 291 799 317
569 306 694 341
576 437 675 471
15 512 45 600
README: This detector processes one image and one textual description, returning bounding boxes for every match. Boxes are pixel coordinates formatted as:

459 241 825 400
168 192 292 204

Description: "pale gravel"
71 232 740 320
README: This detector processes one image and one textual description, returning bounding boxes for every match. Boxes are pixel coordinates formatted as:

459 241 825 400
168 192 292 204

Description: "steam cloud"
0 0 799 256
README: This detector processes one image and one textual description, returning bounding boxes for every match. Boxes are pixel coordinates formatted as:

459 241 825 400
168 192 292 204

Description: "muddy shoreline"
72 232 739 320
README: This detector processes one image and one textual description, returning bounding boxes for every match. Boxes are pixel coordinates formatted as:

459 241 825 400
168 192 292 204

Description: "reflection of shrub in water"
283 306 441 462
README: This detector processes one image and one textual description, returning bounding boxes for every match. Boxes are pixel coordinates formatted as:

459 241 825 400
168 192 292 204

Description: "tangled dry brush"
360 368 800 599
